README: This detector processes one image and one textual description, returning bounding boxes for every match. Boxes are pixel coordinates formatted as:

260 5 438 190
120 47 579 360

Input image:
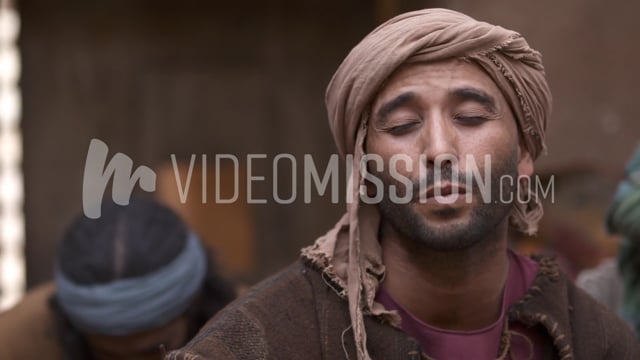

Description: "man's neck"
379 219 510 331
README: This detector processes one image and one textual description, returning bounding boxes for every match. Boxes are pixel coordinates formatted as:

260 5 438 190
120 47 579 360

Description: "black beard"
375 153 518 252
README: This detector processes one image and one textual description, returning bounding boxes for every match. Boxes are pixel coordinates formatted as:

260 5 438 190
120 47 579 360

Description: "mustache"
410 164 476 199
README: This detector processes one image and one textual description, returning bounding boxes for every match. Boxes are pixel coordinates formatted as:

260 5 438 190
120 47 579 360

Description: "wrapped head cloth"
302 8 552 360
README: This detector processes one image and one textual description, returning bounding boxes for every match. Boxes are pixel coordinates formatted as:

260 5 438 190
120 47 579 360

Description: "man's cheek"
383 171 413 204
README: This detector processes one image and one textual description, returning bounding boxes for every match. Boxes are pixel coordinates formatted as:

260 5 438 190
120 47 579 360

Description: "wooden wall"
20 0 375 286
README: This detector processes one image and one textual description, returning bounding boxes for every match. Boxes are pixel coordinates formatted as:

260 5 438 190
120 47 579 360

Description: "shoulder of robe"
0 282 64 360
169 260 325 360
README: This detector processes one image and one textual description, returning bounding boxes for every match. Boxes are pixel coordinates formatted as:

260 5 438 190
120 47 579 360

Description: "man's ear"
518 143 534 177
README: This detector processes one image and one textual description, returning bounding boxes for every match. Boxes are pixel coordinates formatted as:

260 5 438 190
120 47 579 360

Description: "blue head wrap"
55 232 207 335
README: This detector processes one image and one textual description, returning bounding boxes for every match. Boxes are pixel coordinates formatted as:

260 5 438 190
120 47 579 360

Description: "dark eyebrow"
375 92 416 125
451 87 497 111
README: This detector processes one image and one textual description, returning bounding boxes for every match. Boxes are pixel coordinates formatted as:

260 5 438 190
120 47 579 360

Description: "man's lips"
421 183 467 199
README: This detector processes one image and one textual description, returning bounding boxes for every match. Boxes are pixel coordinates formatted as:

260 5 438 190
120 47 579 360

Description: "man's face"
366 59 533 250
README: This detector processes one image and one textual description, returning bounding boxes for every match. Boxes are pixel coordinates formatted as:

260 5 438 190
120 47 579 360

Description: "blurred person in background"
0 198 236 359
540 169 619 278
579 145 640 334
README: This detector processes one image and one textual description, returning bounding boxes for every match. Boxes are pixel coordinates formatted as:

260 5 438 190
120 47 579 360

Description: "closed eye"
455 116 489 126
387 121 419 135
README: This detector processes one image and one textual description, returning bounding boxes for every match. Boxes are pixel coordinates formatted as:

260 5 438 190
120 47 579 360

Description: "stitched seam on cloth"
496 318 511 360
301 232 348 291
523 313 572 360
509 330 535 360
304 254 347 290
322 269 348 298
512 256 560 309
302 256 348 299
508 256 573 360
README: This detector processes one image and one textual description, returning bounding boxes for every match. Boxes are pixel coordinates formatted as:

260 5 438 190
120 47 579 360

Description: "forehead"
374 59 504 105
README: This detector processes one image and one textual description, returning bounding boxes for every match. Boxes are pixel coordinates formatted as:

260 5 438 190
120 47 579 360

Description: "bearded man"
168 8 639 360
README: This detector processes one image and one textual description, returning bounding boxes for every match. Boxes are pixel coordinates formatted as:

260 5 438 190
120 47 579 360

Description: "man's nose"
420 112 458 166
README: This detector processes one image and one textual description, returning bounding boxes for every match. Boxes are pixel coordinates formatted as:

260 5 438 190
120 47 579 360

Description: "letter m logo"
82 139 156 219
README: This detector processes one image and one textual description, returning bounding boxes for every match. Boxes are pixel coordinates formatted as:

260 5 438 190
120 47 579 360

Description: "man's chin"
413 201 472 222
378 198 493 250
405 207 488 251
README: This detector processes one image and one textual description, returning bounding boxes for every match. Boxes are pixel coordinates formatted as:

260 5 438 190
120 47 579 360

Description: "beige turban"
302 8 552 360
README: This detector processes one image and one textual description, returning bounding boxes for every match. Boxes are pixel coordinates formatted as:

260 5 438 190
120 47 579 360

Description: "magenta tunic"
376 250 545 360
